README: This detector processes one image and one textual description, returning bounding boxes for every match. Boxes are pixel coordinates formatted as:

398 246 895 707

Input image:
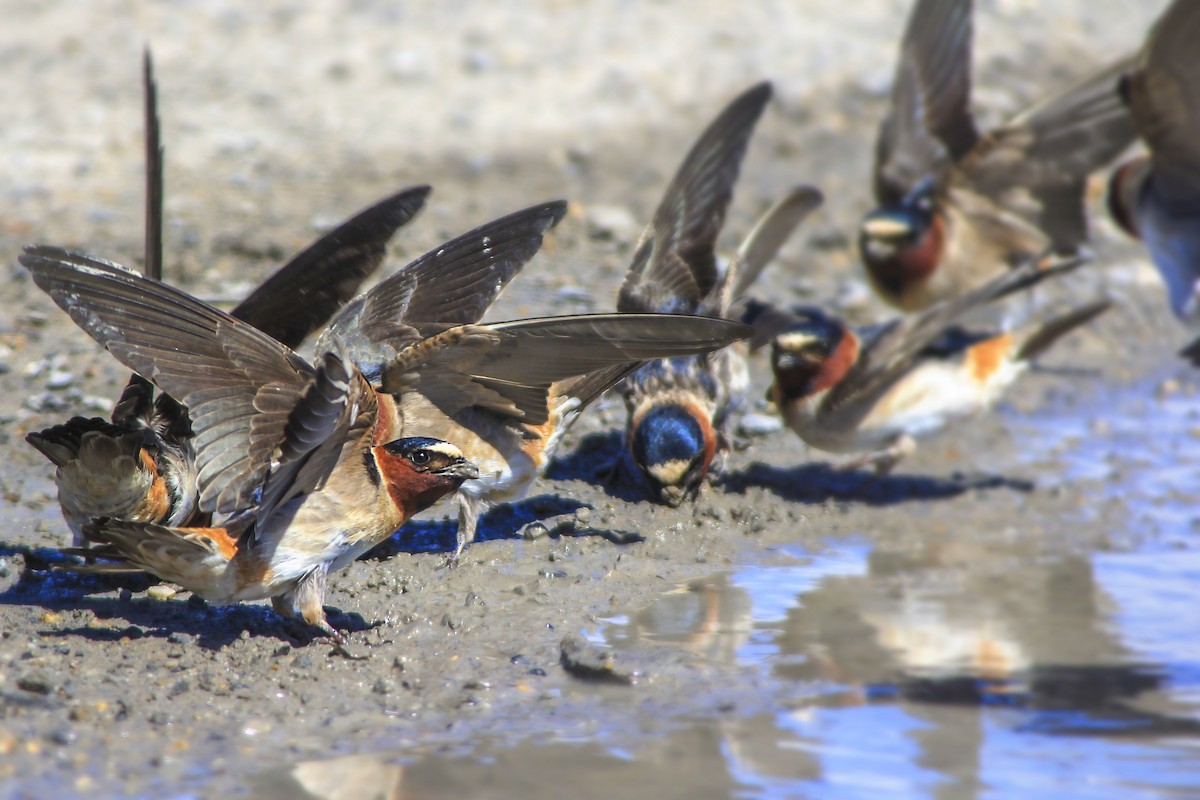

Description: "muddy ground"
0 1 1185 797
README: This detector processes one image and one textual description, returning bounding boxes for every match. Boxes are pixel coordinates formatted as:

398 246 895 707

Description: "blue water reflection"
252 376 1200 800
604 375 1200 798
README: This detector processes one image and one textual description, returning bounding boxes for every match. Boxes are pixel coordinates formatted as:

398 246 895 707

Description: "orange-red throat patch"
811 331 860 395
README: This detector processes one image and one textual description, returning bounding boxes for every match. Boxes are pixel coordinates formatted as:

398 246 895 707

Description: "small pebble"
146 585 177 601
46 370 74 390
738 413 783 437
48 728 77 746
522 522 549 541
559 634 637 685
18 672 54 695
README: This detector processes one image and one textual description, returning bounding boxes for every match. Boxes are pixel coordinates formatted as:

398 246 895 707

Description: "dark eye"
411 449 431 466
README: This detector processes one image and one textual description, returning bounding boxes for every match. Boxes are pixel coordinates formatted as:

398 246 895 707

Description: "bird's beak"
441 459 480 481
659 485 686 508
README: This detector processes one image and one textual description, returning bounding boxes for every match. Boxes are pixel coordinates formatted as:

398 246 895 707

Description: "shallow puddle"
249 374 1200 799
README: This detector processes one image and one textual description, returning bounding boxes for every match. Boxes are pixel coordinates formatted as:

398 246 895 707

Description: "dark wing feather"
735 297 811 351
618 250 703 316
874 0 977 205
142 48 164 282
824 254 1087 411
460 315 750 387
554 363 644 411
387 314 751 425
320 200 567 367
962 56 1137 249
618 82 772 313
256 353 373 525
21 246 324 516
723 185 824 309
230 186 430 349
1126 0 1200 203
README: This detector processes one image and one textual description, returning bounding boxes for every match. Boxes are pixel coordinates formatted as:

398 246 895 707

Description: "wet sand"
0 1 1190 797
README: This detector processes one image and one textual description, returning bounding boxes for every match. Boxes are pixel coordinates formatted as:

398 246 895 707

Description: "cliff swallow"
21 247 480 641
24 200 752 633
24 52 429 547
315 208 755 559
1105 0 1200 361
381 310 752 560
262 191 748 556
616 81 820 505
861 0 1136 311
745 256 1108 473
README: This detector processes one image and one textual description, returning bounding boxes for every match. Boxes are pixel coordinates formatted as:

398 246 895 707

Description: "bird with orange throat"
860 0 1136 312
617 81 822 505
24 198 752 637
25 52 430 549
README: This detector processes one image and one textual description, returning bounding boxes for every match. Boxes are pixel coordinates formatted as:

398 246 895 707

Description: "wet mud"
1 1 1194 798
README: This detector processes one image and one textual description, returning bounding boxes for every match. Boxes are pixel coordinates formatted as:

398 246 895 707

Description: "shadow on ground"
546 430 657 503
721 461 1035 505
367 494 588 560
0 544 372 649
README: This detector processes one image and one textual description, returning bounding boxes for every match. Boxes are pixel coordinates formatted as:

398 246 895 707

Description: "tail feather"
70 430 149 476
55 547 150 574
1014 298 1113 362
82 518 238 589
26 417 144 468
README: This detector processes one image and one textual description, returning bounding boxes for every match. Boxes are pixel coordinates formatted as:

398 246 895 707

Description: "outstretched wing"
230 186 431 349
385 314 751 425
874 0 978 205
142 48 164 282
21 246 364 517
721 185 824 312
139 49 424 350
619 82 772 315
962 56 1137 250
320 200 567 374
1125 0 1200 204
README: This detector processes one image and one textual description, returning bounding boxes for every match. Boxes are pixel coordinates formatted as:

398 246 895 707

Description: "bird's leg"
442 492 479 568
709 430 732 483
273 567 345 645
871 435 916 475
270 593 313 645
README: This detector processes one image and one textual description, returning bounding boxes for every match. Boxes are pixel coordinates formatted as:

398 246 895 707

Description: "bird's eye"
411 449 431 466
